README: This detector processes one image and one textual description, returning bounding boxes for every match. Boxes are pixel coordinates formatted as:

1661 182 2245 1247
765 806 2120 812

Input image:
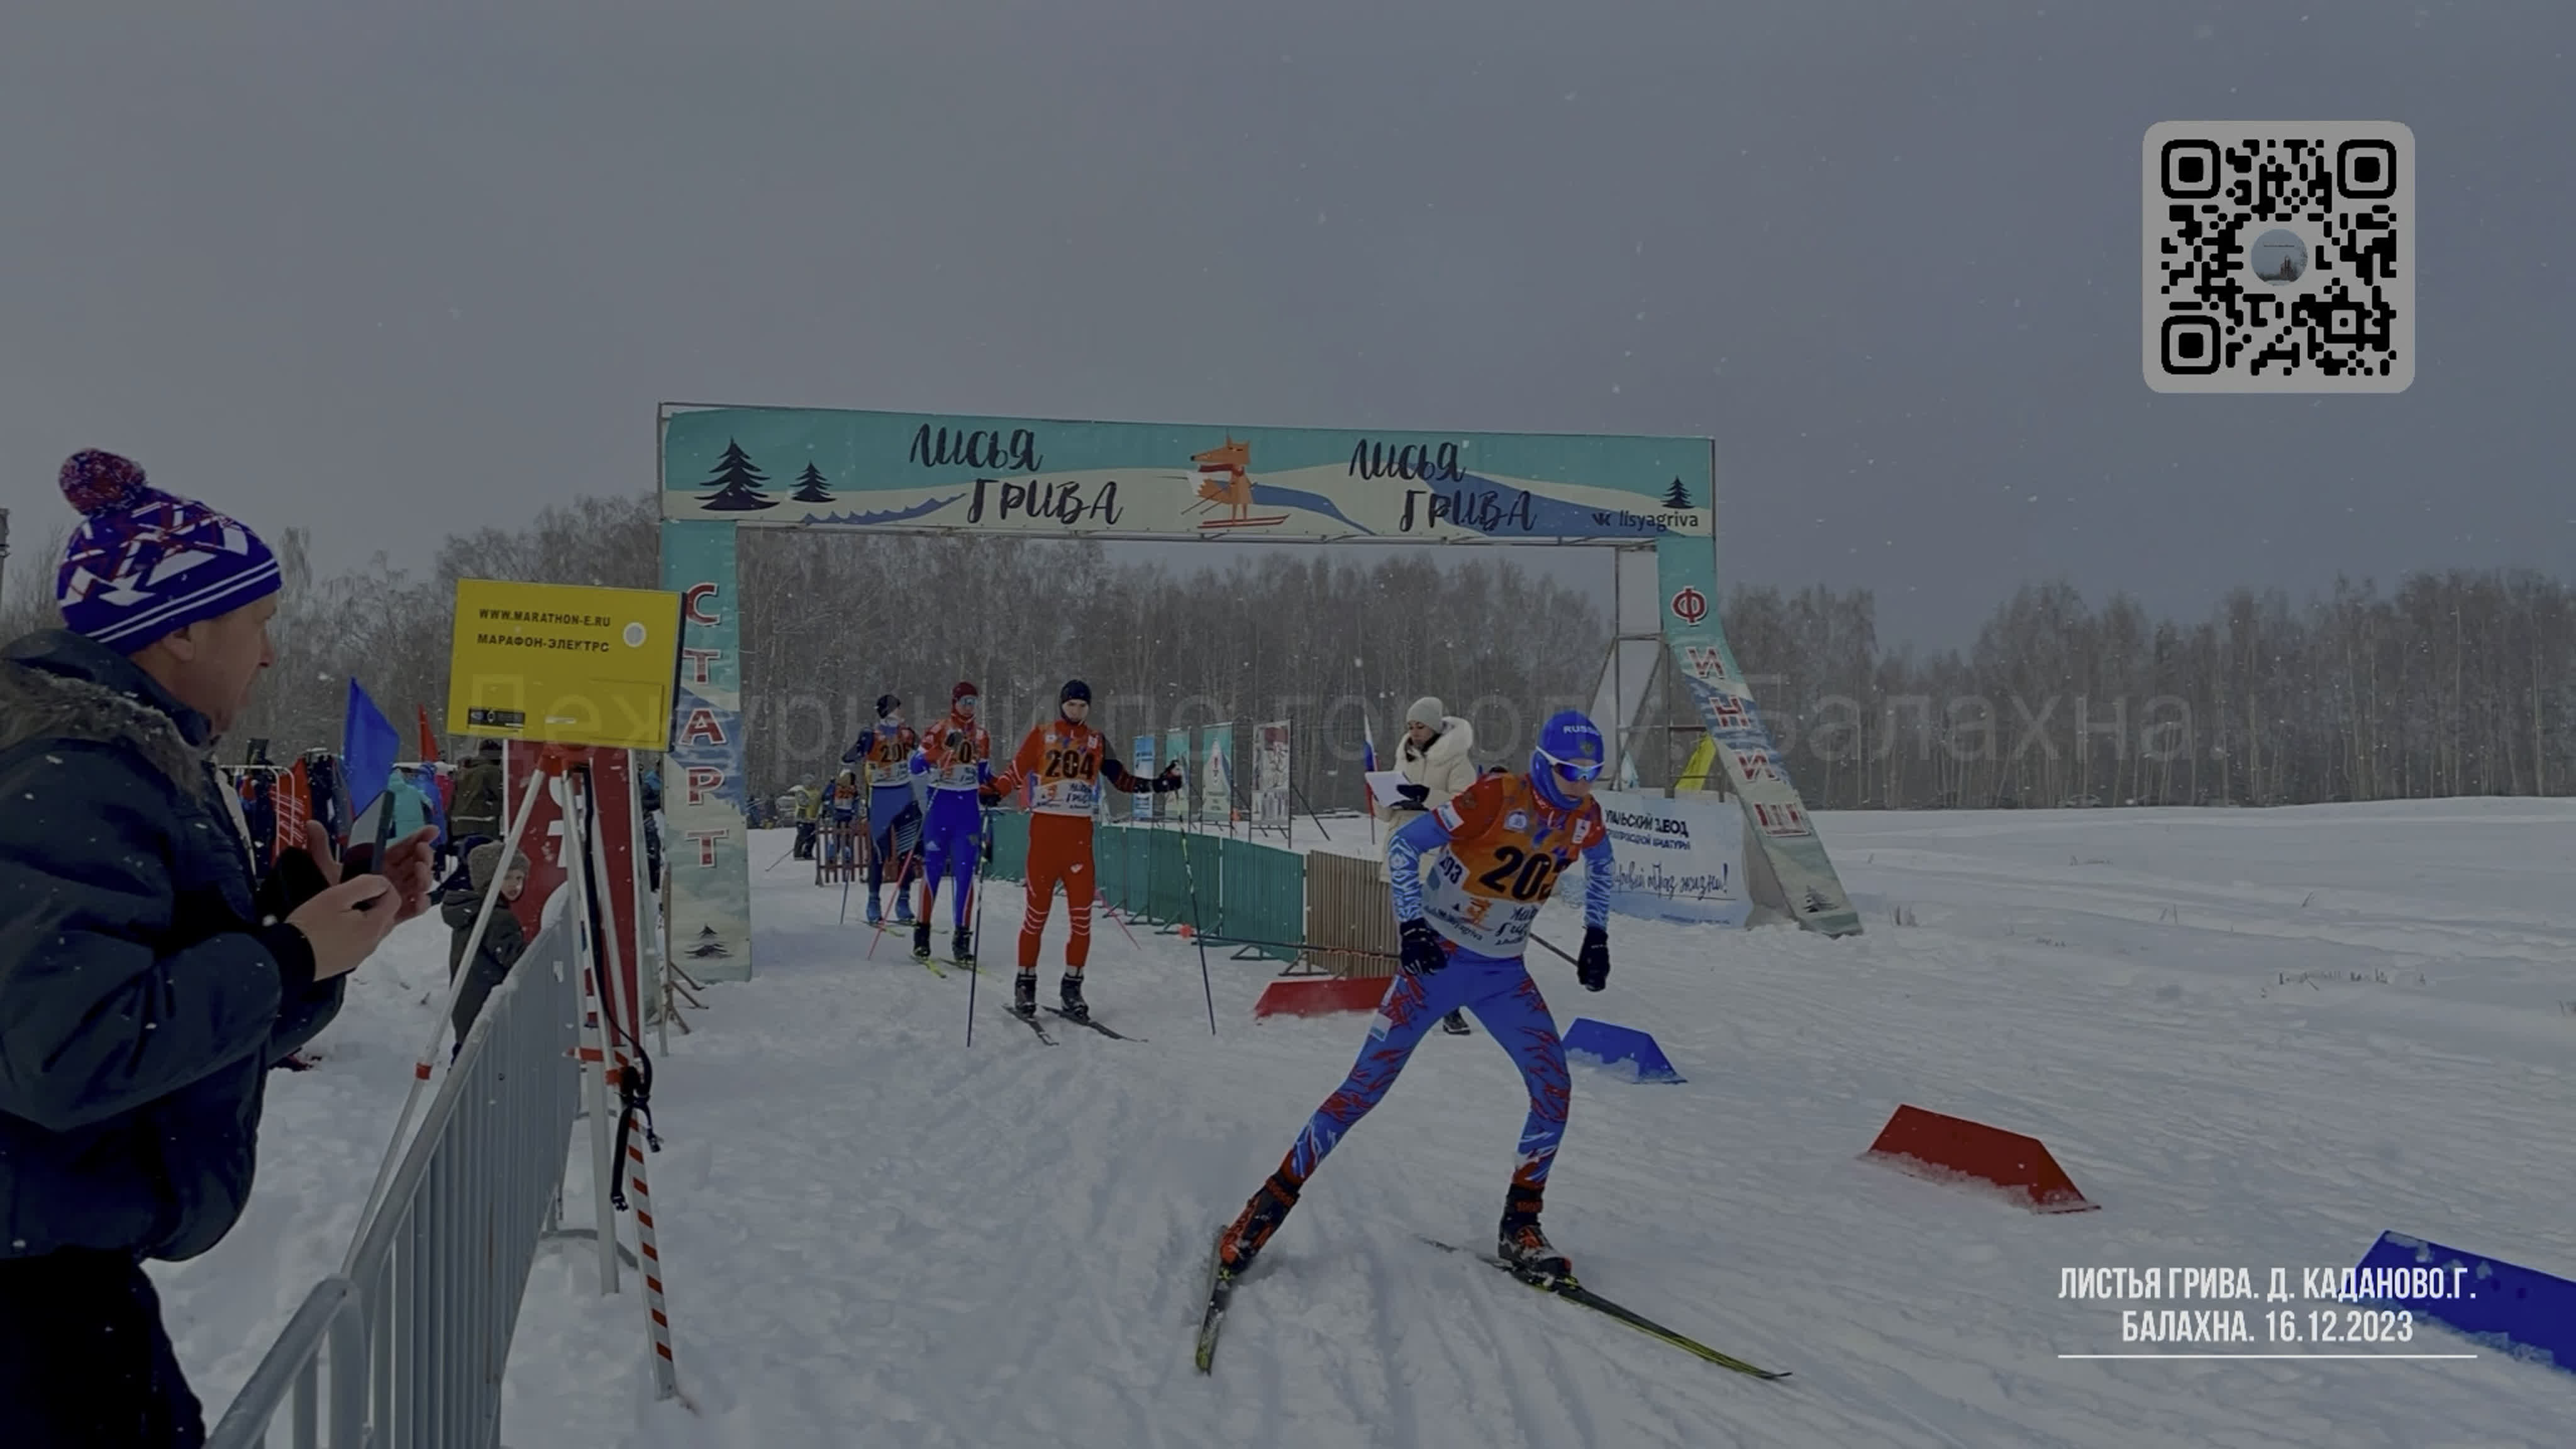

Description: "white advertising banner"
1592 789 1751 928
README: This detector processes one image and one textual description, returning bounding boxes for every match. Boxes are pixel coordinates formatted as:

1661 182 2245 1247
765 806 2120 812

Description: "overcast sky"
3 1 2566 651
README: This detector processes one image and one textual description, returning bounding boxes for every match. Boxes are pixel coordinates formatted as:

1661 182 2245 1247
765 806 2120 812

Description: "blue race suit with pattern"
1280 770 1614 1194
909 713 992 930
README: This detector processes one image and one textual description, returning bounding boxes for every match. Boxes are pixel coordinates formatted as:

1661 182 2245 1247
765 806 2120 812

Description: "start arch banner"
658 402 1854 976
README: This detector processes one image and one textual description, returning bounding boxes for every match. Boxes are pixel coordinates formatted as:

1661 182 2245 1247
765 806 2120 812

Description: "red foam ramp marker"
1253 976 1393 1019
1863 1104 2099 1213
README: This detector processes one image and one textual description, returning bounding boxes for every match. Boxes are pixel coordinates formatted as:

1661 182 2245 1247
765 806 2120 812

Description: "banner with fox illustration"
657 406 1857 975
658 405 1712 542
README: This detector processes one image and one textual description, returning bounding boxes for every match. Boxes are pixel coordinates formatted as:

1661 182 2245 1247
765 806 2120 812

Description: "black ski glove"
1398 918 1447 977
1576 925 1610 992
1394 782 1430 810
1153 764 1185 793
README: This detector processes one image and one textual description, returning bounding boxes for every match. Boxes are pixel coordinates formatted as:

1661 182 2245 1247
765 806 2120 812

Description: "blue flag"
341 678 401 824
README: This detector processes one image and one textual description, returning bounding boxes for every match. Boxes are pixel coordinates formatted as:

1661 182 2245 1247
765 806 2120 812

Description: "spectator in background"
1379 696 1479 819
791 774 823 859
385 766 435 858
1378 697 1480 1033
443 842 531 1055
0 450 436 1446
448 738 506 851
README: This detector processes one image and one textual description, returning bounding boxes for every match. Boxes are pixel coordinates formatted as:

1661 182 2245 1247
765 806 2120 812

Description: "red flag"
416 705 441 764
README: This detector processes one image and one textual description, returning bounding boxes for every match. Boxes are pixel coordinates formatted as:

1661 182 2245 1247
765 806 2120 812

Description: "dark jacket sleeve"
486 908 529 974
249 843 346 1062
0 745 291 1132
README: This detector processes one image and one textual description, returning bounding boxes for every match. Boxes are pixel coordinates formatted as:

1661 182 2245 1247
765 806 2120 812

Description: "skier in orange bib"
980 680 1183 1021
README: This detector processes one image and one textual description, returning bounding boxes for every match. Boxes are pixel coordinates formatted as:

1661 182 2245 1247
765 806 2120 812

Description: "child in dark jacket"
443 841 530 1051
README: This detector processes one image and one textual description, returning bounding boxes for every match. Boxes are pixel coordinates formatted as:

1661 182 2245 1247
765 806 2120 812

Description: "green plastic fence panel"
1151 828 1194 928
1213 836 1303 963
985 811 1030 882
1121 827 1156 920
1096 824 1148 917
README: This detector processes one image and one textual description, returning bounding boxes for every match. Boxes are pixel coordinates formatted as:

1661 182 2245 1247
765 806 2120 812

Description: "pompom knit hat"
54 450 281 652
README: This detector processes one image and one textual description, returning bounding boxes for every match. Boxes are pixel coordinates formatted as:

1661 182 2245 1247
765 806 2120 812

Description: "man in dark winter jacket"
0 451 438 1447
447 736 506 848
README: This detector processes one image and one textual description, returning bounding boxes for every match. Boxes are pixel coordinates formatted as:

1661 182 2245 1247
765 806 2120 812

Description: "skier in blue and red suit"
1216 709 1618 1282
908 680 994 965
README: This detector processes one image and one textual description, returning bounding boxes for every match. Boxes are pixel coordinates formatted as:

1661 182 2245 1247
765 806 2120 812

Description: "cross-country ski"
1419 1238 1790 1380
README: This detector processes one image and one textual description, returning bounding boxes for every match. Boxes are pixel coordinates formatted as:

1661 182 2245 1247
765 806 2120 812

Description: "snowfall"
160 799 2575 1449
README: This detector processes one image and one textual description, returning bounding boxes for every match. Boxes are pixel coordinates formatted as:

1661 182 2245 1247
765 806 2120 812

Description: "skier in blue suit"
908 680 994 964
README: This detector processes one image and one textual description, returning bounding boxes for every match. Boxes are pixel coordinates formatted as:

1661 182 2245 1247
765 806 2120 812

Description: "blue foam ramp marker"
2353 1230 2575 1373
1562 1018 1685 1084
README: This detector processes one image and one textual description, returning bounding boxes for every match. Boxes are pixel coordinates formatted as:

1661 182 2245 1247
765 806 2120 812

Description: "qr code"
2143 121 2413 393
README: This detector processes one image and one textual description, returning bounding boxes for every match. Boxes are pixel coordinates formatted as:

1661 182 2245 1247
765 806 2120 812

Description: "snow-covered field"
165 799 2576 1448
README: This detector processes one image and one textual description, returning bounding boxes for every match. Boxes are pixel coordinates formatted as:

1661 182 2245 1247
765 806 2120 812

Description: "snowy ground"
166 800 2576 1448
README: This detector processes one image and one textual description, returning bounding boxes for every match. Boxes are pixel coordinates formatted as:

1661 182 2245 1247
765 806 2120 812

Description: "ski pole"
837 826 856 924
1173 818 1218 1036
1526 931 1581 968
1176 931 1397 962
965 811 990 1046
865 837 922 960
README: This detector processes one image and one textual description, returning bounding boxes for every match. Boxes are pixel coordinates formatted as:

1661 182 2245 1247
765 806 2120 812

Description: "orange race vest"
1421 772 1606 954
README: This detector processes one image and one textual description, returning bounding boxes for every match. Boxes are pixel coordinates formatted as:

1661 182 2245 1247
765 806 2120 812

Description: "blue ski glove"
1398 918 1447 977
1576 925 1609 992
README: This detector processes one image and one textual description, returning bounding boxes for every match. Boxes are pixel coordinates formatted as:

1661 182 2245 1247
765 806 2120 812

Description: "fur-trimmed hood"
0 628 211 788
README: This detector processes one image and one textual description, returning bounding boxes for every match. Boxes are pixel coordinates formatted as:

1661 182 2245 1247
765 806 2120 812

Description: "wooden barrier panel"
1304 851 1397 980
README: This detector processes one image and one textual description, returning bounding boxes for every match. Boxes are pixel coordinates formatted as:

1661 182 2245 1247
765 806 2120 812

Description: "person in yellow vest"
790 775 823 859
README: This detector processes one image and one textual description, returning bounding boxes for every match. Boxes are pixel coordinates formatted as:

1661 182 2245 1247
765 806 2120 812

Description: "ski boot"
1218 1170 1303 1275
895 891 914 924
1058 972 1090 1023
1441 1009 1472 1036
913 920 933 961
952 926 975 968
865 892 883 926
1013 969 1038 1019
1497 1188 1572 1284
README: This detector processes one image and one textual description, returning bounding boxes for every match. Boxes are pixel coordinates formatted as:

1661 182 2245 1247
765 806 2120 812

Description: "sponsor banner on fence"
1592 789 1751 928
1254 720 1291 832
1132 735 1156 821
658 519 753 979
1200 724 1235 827
1161 728 1190 821
658 406 1714 544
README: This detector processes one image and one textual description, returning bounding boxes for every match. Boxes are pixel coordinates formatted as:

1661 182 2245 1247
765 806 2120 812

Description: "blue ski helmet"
1530 709 1607 806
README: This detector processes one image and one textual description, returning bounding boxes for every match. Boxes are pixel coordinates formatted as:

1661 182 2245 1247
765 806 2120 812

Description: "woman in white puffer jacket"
1379 696 1479 818
1380 696 1479 1033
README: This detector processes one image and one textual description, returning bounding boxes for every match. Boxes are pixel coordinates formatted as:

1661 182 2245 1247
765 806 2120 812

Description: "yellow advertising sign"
445 579 682 750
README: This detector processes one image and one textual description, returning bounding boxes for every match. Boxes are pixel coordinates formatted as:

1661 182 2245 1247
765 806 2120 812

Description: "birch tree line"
6 491 2569 813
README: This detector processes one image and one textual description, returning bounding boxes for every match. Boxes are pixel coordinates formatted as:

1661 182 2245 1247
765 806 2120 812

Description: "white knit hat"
1406 697 1444 728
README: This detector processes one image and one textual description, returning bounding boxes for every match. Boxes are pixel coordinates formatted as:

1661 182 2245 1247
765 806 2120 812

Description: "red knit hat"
952 680 978 702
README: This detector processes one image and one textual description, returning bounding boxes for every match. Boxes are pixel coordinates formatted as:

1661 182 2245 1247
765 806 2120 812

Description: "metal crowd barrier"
208 915 584 1449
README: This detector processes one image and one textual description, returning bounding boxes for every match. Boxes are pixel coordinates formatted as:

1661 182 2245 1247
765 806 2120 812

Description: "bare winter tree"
38 487 2568 811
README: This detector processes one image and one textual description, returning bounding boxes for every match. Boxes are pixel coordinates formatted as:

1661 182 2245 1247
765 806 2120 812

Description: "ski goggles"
1536 747 1605 784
